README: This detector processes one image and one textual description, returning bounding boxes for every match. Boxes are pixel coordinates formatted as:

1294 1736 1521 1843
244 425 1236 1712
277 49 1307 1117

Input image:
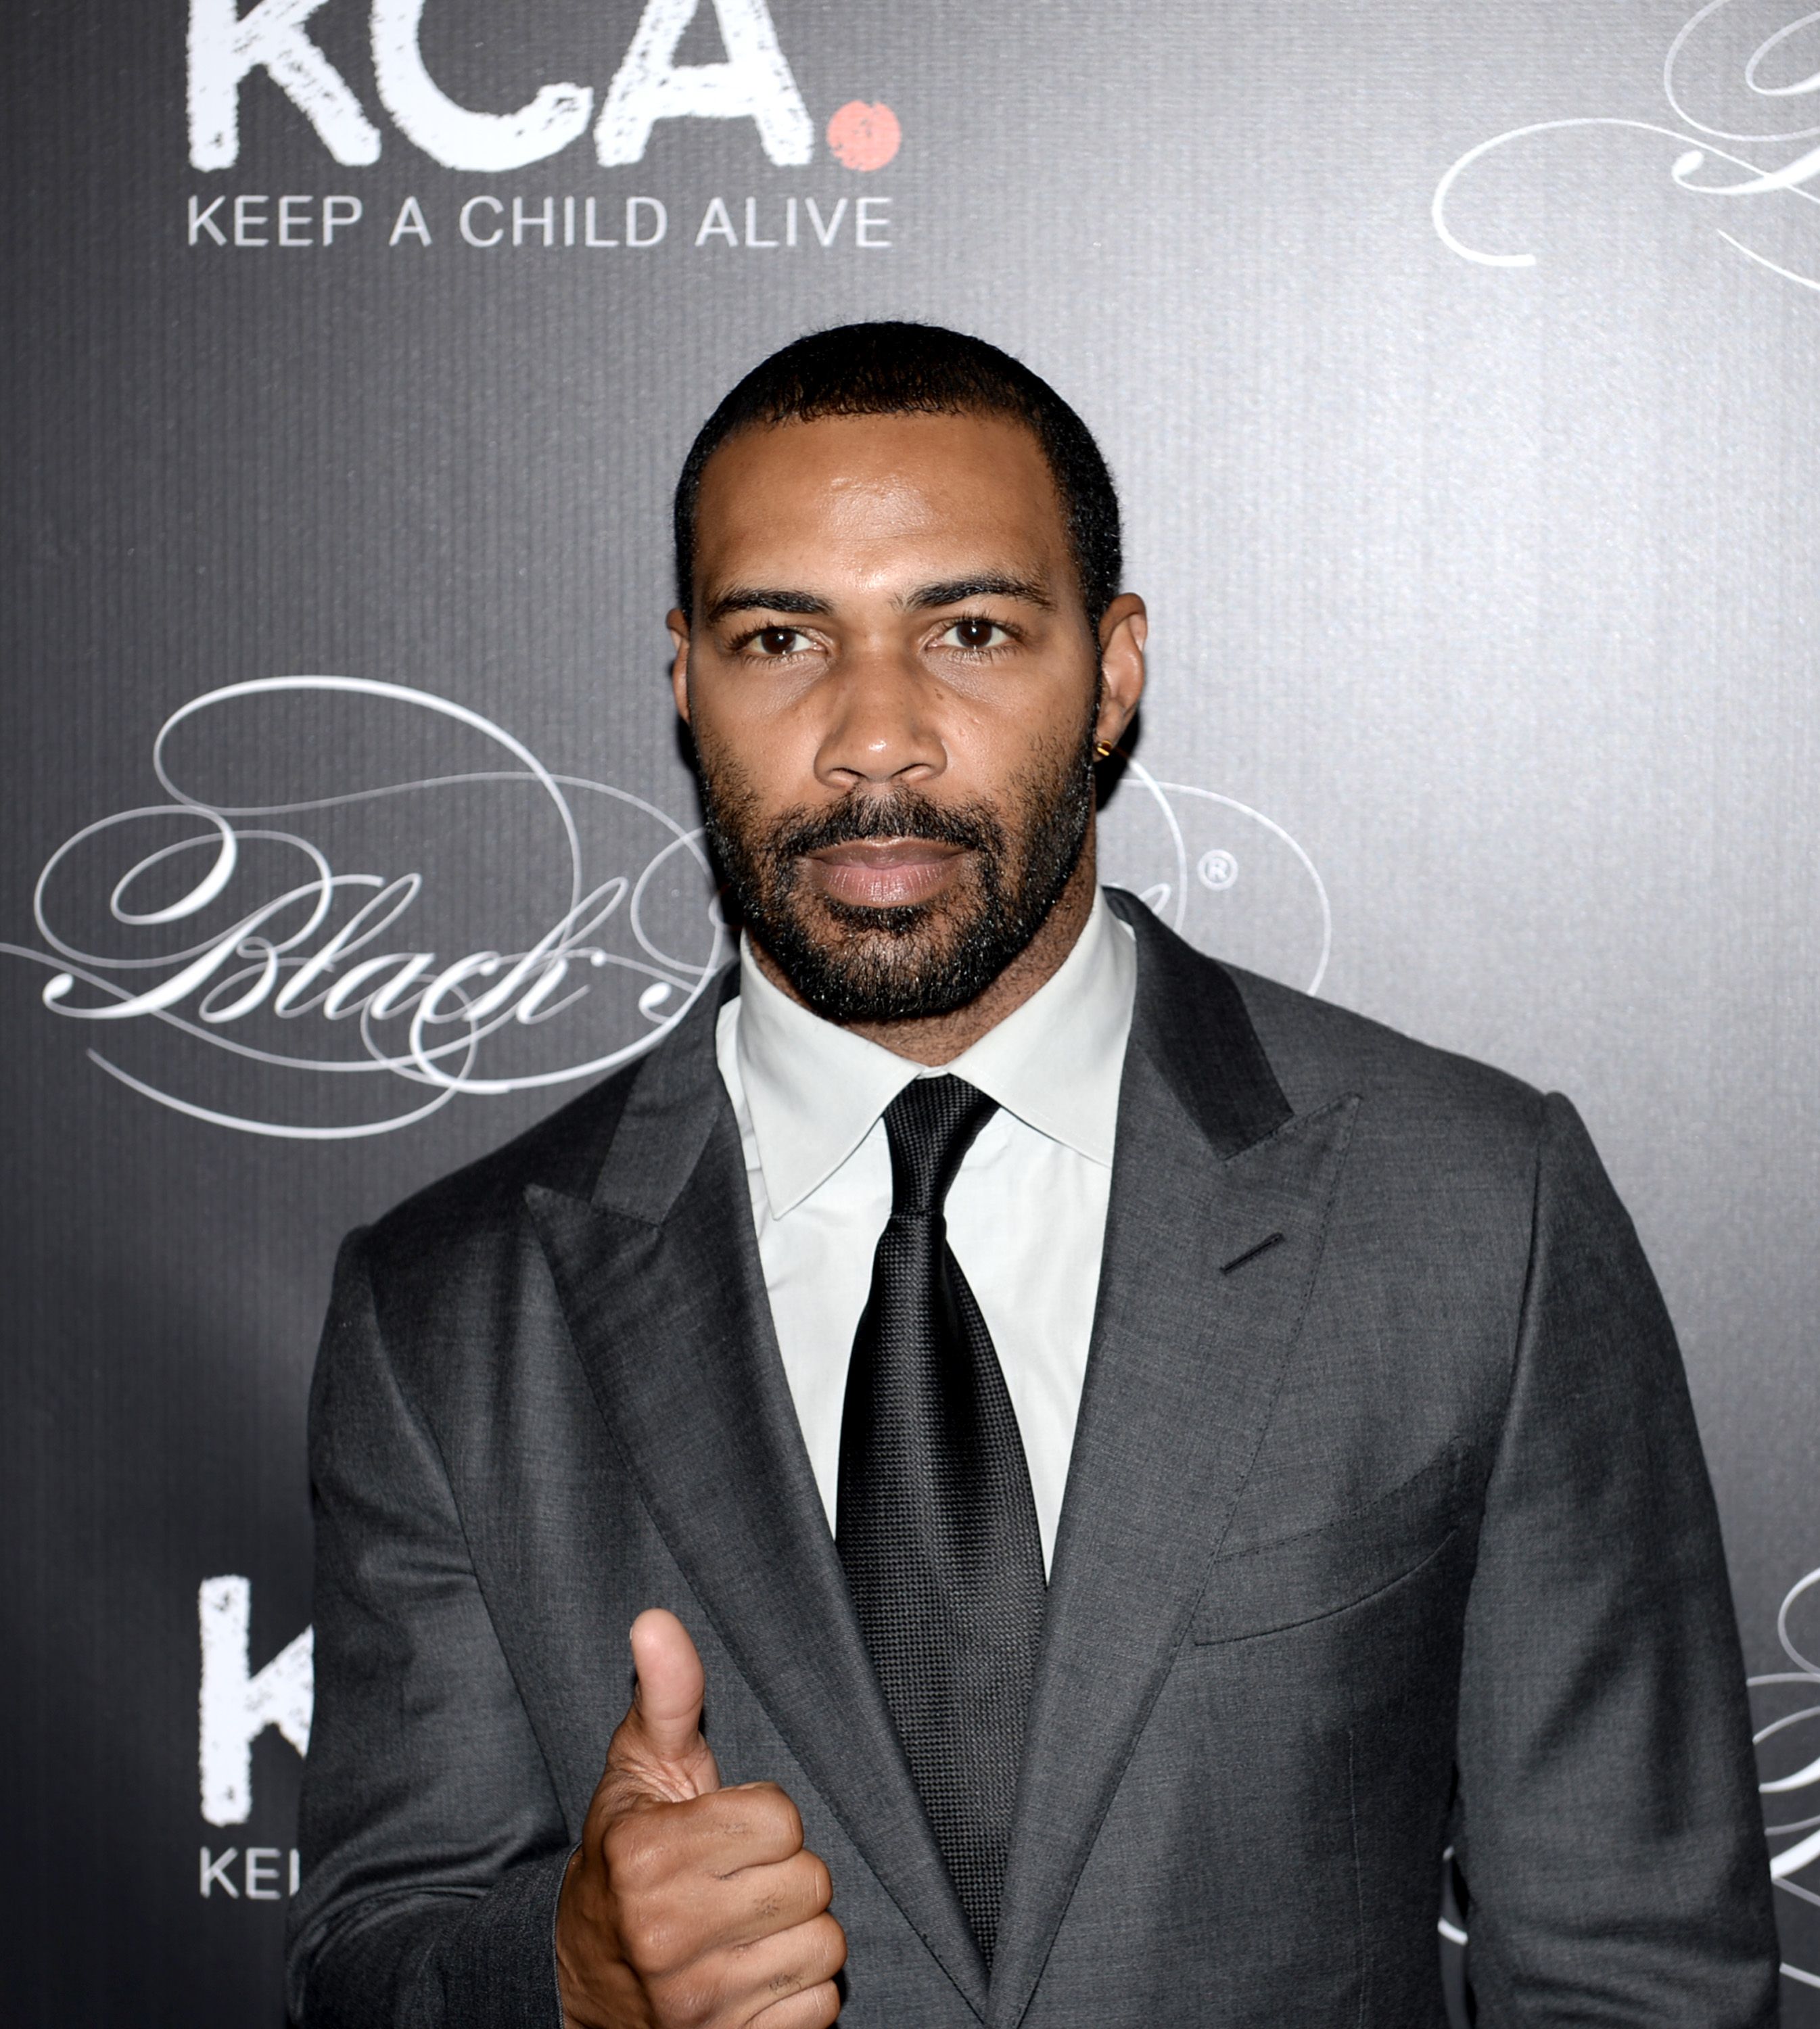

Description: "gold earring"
1094 741 1114 760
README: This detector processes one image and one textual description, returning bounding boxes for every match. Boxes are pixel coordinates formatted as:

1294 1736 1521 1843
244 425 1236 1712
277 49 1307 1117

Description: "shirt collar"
733 886 1137 1218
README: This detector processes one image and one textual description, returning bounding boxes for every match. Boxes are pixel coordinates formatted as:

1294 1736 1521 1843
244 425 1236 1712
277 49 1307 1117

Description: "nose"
812 641 947 794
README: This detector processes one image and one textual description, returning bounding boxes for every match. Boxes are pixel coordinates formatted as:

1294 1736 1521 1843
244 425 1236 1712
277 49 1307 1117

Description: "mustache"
770 791 1004 862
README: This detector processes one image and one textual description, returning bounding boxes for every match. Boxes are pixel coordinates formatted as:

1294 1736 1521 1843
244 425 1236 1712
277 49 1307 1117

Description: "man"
287 323 1778 2028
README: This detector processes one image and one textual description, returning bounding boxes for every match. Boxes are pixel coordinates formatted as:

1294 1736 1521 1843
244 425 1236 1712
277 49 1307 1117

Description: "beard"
697 715 1100 1025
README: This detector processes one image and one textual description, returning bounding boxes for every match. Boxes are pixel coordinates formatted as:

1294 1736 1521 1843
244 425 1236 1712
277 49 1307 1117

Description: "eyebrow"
703 586 835 624
704 572 1055 626
902 574 1055 613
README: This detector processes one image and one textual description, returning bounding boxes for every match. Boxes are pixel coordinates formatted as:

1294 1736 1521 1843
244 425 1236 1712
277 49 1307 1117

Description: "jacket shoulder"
1222 960 1549 1162
357 1050 645 1286
1110 887 1549 1165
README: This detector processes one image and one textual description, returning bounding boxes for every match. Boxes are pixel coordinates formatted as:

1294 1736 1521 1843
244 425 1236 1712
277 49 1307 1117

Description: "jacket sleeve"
285 1228 572 2029
1453 1092 1779 2023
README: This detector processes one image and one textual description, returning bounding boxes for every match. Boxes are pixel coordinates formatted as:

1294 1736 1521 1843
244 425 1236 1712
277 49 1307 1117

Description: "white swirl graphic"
1435 1 1820 294
1754 1564 1820 1990
1 676 729 1138
1 678 1333 1138
1098 757 1332 997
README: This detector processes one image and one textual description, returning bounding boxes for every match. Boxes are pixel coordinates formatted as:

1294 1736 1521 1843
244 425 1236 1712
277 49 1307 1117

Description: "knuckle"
622 1907 688 1978
603 1815 663 1882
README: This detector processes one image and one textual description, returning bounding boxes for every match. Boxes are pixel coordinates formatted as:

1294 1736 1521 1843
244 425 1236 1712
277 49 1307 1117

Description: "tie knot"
881 1075 998 1218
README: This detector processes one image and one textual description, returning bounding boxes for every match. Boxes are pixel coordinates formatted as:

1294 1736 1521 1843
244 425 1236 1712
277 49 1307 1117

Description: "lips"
803 837 966 910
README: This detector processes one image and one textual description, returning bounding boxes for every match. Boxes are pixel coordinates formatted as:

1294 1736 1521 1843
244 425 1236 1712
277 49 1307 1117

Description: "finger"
712 1849 833 1951
724 1913 847 2022
603 1608 720 1800
628 1608 705 1762
603 1786 808 1890
744 1981 841 2028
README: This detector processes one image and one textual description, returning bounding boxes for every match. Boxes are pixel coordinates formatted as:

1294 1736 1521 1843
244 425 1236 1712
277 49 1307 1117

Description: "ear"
1094 594 1147 751
666 609 692 726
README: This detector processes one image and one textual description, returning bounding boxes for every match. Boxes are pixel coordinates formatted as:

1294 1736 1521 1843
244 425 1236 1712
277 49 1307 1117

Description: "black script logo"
0 676 728 1138
1437 0 1820 296
2 678 1333 1139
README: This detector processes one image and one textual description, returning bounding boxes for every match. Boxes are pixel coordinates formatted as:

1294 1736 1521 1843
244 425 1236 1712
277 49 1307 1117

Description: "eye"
750 626 808 657
939 617 1010 652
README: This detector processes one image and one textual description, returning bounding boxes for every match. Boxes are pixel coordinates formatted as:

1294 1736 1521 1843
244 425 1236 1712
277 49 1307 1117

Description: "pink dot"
826 101 902 172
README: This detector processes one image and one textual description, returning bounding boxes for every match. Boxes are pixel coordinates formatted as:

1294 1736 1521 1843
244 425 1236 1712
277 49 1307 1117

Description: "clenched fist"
556 1609 845 2029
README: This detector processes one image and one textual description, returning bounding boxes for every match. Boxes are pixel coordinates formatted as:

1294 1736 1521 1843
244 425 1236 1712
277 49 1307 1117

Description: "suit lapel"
526 989 990 2018
988 903 1359 2027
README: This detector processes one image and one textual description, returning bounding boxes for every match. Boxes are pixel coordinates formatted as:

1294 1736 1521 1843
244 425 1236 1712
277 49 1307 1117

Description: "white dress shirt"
716 887 1137 1574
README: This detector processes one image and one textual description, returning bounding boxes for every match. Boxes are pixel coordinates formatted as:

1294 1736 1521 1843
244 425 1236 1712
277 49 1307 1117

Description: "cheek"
695 681 818 778
695 710 829 843
942 678 1081 766
948 693 1090 789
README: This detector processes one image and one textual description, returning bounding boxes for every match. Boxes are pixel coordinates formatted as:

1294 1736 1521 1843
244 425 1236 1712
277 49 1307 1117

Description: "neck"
751 832 1100 1067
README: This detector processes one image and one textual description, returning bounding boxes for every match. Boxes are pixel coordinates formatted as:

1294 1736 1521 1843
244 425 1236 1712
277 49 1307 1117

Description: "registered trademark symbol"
1198 849 1238 891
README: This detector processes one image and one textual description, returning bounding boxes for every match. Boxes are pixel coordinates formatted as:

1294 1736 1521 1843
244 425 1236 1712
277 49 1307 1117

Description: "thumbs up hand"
556 1610 845 2029
599 1608 723 1809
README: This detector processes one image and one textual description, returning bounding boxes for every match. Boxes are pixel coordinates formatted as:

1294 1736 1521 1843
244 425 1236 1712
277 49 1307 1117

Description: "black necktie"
835 1075 1048 1963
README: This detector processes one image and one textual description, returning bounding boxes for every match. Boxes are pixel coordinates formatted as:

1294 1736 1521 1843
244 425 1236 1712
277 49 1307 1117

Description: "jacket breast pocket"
1191 1445 1471 1647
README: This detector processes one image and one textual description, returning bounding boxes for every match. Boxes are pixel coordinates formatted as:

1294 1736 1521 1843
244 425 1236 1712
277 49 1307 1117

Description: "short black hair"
673 321 1123 623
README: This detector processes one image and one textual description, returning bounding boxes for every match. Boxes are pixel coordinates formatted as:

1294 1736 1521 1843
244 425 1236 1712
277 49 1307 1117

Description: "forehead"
691 410 1069 589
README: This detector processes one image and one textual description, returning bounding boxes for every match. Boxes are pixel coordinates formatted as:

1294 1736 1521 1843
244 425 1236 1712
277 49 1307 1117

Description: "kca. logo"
197 1577 311 1906
189 0 899 174
198 1576 312 1828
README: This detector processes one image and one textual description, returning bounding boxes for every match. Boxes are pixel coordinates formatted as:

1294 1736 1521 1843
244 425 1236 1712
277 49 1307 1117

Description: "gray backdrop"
5 0 1818 2018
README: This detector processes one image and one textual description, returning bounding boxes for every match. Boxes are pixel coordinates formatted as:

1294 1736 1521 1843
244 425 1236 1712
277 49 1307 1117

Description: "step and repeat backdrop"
5 0 1820 2019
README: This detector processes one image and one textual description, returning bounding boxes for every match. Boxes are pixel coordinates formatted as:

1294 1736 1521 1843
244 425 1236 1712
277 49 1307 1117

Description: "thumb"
609 1608 720 1799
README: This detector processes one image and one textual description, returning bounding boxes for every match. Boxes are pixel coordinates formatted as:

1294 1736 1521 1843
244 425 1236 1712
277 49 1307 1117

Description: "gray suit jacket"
287 893 1778 2027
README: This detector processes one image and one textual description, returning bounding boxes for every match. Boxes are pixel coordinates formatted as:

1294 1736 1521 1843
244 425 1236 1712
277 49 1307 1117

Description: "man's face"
670 410 1144 1022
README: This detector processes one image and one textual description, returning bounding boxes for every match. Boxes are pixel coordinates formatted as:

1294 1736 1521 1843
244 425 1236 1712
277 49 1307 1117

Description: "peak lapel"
988 906 1359 2027
526 996 989 2018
